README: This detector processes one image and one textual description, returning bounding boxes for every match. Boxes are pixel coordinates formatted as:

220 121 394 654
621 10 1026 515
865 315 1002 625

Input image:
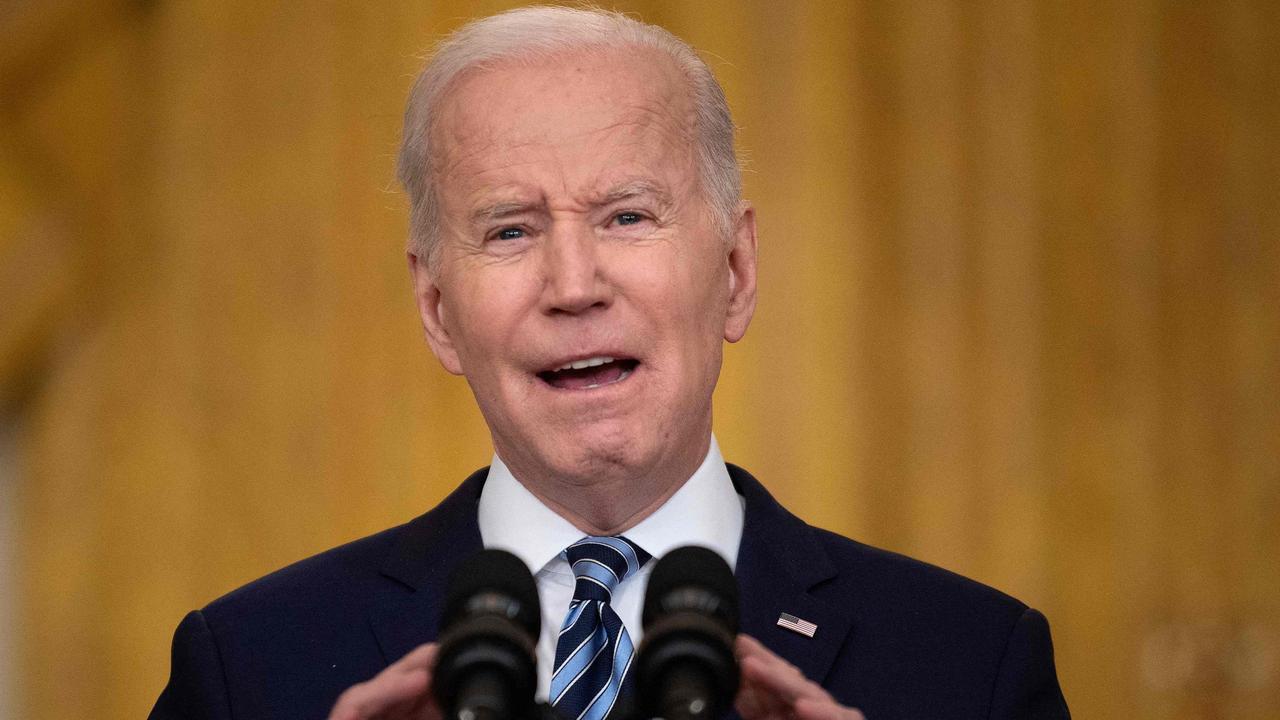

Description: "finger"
736 634 793 704
736 635 809 689
737 655 792 718
735 634 772 661
733 665 770 720
394 643 439 671
380 645 440 719
365 644 440 718
736 636 862 720
737 640 830 706
794 697 865 720
404 676 445 720
328 644 439 720
329 669 429 720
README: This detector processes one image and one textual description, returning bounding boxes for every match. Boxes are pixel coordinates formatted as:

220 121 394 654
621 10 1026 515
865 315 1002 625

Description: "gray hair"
396 5 741 266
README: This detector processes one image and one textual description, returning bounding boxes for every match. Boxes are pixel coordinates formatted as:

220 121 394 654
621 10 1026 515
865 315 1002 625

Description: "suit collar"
367 468 487 662
730 465 854 687
378 467 488 590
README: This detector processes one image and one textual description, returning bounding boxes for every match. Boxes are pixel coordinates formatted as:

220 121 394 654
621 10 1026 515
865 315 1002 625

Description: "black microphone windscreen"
642 545 739 633
442 548 541 639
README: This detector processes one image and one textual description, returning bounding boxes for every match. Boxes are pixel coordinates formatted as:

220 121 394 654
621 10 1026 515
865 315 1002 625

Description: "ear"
407 251 464 375
723 203 758 343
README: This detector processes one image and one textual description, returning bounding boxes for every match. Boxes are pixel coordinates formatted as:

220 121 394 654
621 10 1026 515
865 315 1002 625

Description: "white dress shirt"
477 435 745 700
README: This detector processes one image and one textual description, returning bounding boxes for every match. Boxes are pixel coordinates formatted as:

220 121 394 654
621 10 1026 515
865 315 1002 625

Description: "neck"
530 477 685 535
498 435 712 535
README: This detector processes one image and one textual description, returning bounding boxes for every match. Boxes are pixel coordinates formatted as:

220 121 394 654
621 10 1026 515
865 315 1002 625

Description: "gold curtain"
1 1 1276 718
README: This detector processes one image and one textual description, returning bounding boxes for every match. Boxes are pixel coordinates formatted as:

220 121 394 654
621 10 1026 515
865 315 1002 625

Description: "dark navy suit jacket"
150 466 1069 719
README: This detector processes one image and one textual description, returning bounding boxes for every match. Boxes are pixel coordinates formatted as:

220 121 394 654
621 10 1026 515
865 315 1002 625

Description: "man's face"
409 47 756 500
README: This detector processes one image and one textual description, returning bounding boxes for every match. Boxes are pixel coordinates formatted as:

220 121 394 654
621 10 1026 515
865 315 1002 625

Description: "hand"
734 635 865 720
328 643 442 720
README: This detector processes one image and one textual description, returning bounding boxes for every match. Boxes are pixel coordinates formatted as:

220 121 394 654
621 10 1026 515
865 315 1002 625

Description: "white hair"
396 5 742 265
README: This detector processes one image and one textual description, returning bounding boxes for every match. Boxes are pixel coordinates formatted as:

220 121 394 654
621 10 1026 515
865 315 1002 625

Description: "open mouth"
536 356 639 390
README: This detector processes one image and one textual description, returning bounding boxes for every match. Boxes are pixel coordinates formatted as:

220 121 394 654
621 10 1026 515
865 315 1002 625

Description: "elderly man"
151 8 1068 720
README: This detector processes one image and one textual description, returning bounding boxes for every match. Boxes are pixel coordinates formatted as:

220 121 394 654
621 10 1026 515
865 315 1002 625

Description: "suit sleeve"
149 610 234 720
987 608 1070 719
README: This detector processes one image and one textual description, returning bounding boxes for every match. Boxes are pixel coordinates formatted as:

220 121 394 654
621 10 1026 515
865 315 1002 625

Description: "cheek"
440 264 527 348
684 257 731 329
453 311 509 365
661 274 730 371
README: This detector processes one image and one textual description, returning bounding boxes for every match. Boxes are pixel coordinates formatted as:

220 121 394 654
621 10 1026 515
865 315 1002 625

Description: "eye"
494 227 526 241
613 212 645 226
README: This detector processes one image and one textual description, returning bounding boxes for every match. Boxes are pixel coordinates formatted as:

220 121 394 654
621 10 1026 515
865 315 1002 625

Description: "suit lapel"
365 469 487 663
363 464 856 693
731 465 855 688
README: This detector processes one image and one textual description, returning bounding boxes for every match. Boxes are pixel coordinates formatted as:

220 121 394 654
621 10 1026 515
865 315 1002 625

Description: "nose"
540 222 610 315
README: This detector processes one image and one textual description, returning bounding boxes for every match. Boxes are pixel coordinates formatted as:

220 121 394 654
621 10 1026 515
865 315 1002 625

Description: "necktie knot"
565 535 651 602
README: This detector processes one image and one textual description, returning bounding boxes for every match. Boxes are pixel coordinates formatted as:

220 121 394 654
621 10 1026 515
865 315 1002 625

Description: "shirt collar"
478 435 743 574
477 454 583 578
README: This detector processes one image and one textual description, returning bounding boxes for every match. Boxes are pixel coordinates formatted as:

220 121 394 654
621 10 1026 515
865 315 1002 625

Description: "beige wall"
1 1 1277 718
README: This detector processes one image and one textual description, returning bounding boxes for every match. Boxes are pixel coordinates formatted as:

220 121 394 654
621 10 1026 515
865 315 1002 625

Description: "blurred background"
1 1 1277 718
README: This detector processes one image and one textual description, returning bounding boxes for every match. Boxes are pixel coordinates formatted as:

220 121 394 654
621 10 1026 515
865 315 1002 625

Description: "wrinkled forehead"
429 45 698 173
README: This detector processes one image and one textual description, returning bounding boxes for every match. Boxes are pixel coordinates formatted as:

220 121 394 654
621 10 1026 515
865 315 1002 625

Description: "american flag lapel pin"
776 612 818 638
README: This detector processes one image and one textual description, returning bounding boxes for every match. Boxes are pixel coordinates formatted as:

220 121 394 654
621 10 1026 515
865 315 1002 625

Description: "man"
151 7 1069 720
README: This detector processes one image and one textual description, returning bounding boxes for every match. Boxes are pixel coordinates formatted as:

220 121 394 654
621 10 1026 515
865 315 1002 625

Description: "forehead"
429 46 697 194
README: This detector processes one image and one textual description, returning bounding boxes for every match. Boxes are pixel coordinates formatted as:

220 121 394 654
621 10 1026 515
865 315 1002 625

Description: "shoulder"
188 521 426 675
151 523 418 720
816 527 1027 615
810 527 1031 646
812 535 1070 717
151 474 490 719
728 464 1068 716
201 522 406 623
730 462 1035 668
198 467 488 629
728 462 1068 715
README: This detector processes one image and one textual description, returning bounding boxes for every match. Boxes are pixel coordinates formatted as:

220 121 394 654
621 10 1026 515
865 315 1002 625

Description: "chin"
547 427 652 485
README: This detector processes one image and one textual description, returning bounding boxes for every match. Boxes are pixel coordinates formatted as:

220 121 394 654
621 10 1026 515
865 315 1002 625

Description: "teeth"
555 356 614 372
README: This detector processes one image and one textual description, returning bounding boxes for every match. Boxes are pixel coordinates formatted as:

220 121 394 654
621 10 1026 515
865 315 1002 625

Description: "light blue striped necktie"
550 536 651 720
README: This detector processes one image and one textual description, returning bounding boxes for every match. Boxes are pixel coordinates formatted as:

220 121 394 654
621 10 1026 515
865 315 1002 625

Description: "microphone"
434 549 540 720
635 546 740 720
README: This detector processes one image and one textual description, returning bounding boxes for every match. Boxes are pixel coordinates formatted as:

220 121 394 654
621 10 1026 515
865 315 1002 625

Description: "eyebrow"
595 179 671 207
468 180 674 225
470 200 543 225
